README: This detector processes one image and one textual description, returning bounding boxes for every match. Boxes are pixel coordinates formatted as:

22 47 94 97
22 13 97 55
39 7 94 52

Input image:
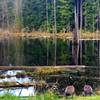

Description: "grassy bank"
0 93 100 100
0 31 100 39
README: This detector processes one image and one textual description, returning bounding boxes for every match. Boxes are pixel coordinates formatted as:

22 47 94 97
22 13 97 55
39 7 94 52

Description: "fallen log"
0 82 33 88
0 65 86 72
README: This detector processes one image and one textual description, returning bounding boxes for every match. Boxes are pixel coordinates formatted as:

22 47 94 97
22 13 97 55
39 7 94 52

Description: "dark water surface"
0 38 99 66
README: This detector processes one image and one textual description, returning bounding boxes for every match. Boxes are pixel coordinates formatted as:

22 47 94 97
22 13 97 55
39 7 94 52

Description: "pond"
0 70 35 97
0 38 100 66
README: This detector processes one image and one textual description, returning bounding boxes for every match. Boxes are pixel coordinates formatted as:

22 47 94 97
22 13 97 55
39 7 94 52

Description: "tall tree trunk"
79 0 83 64
72 0 79 65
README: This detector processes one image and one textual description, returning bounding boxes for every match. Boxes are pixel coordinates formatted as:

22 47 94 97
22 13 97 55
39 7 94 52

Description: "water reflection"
0 70 35 96
0 87 35 96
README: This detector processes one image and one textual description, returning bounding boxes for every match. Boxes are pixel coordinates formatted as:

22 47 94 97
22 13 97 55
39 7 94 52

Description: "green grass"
31 92 100 100
0 93 100 100
0 93 20 100
74 96 100 100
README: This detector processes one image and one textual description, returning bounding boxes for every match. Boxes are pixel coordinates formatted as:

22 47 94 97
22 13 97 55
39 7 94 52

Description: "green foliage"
56 0 73 32
21 0 100 32
83 0 98 32
0 0 99 32
22 0 46 32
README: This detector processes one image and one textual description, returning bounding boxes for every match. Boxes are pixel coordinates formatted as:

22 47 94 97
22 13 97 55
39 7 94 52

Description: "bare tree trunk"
72 0 79 65
80 0 83 65
97 3 100 77
53 0 57 66
80 0 83 30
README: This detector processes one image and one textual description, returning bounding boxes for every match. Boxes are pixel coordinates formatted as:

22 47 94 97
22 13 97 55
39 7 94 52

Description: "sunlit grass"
74 96 100 100
0 93 20 100
0 93 100 100
32 94 100 100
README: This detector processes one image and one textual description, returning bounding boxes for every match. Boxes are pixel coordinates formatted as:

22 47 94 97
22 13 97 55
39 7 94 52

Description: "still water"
0 70 35 96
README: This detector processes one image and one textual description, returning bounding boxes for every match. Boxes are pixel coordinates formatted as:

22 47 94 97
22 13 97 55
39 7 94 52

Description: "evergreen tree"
83 0 98 32
22 0 46 32
0 0 98 32
56 0 73 32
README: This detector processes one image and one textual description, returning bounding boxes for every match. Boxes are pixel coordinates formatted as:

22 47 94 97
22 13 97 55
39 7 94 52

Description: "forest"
0 0 100 33
0 0 100 99
0 0 100 66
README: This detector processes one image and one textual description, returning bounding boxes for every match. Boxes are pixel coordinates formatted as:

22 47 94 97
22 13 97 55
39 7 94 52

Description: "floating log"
0 65 86 72
0 82 33 88
47 75 100 80
0 85 33 88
